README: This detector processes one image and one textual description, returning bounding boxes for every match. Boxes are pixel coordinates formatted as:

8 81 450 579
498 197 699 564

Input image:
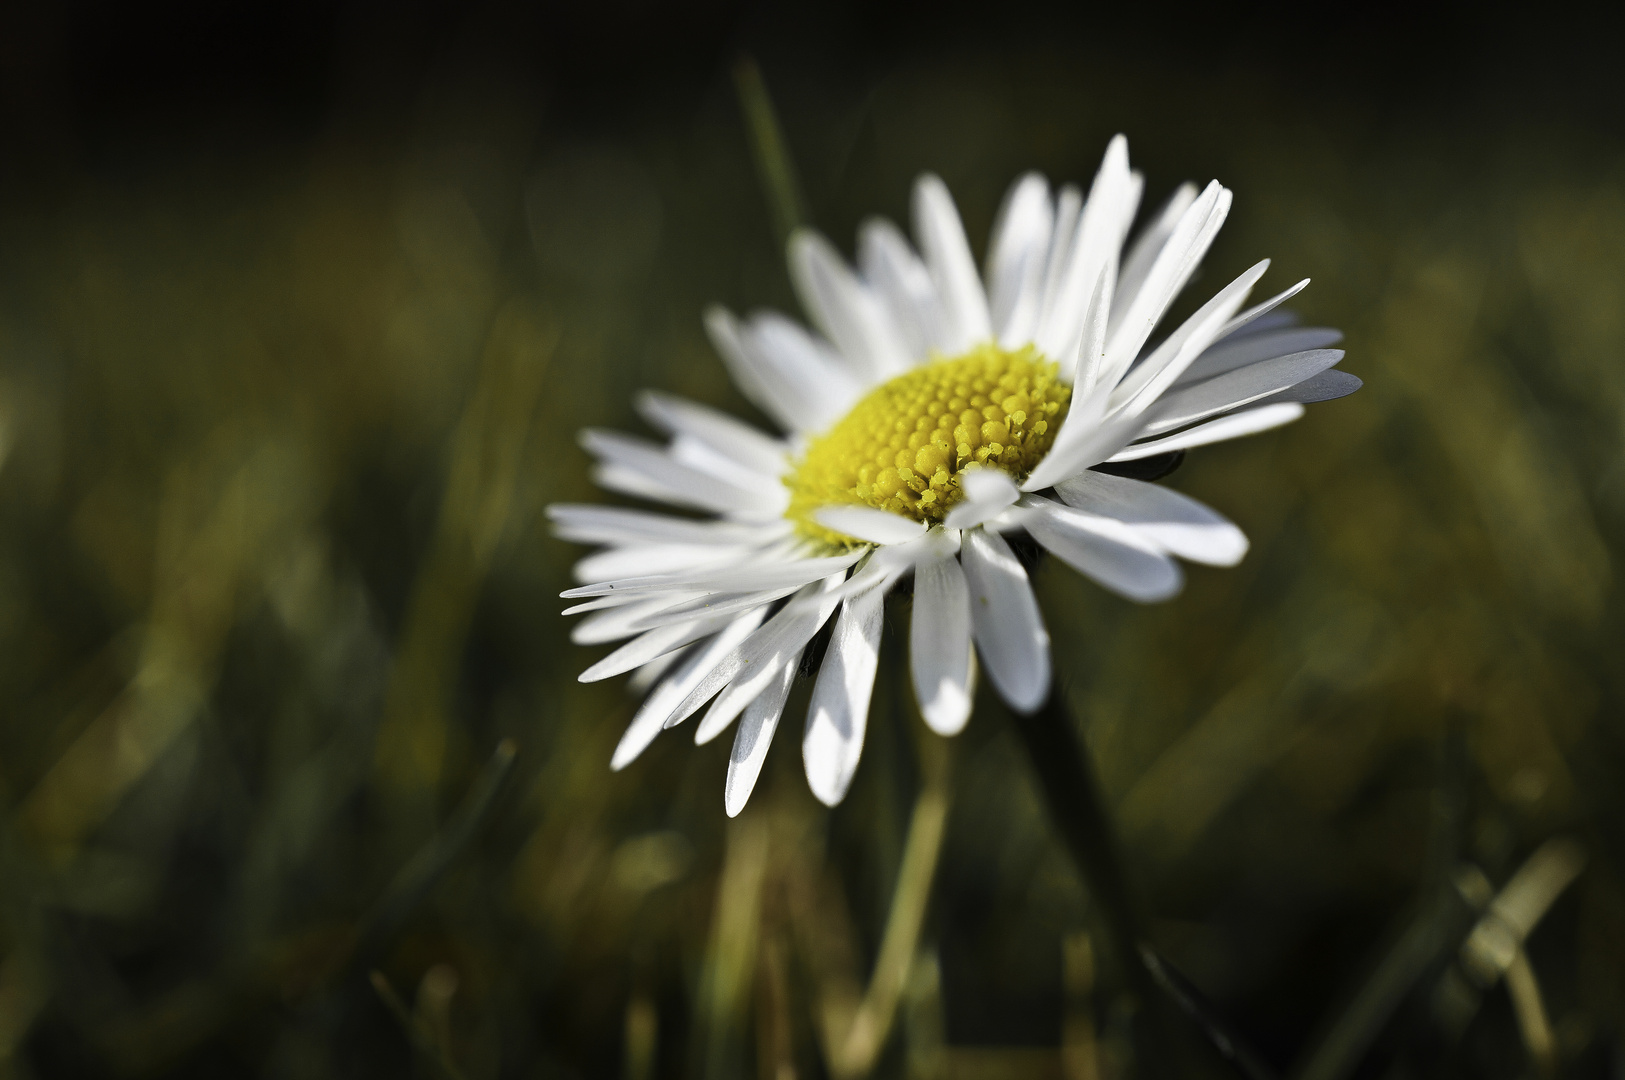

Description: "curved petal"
943 468 1020 530
635 390 790 476
1143 349 1343 435
1111 182 1199 327
610 608 768 770
1020 496 1183 602
913 174 992 352
1107 403 1304 461
985 172 1054 347
724 655 798 817
803 586 885 806
789 229 912 382
960 527 1051 714
814 506 927 545
911 554 975 735
1052 472 1248 567
1175 326 1344 386
858 217 946 360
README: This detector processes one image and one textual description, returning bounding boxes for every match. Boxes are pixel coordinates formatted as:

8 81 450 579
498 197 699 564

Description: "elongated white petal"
561 551 861 599
1037 135 1141 360
913 174 992 352
790 229 913 382
803 586 885 806
1144 349 1343 434
580 613 734 683
911 554 975 735
960 528 1050 713
1020 405 1148 492
724 656 798 817
799 528 957 610
704 306 860 435
1254 367 1362 405
1108 403 1305 461
572 542 759 585
1175 326 1344 386
858 217 945 360
1020 496 1183 602
572 591 706 645
1213 279 1310 341
1052 472 1248 567
943 469 1020 530
1100 180 1231 389
1071 265 1113 395
549 503 789 547
1109 260 1269 418
814 506 927 545
635 390 790 476
665 574 846 729
611 609 767 770
1111 182 1199 326
581 429 781 516
621 585 806 634
986 173 1054 347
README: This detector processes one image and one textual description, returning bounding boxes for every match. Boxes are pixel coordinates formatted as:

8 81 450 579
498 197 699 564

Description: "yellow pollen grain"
786 343 1070 546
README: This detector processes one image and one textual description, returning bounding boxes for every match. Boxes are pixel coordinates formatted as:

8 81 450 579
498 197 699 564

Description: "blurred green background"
1 2 1623 1077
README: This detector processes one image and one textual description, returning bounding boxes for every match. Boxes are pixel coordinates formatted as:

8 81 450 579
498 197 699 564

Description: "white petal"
572 591 706 645
1099 180 1231 390
549 503 788 547
1020 403 1148 492
1071 264 1113 395
789 229 913 382
960 528 1050 714
1111 182 1199 327
580 614 734 683
1035 184 1083 341
619 585 807 634
581 429 783 516
572 542 759 584
814 506 927 545
1037 135 1142 361
1020 496 1183 602
911 555 975 735
1052 471 1248 567
664 574 847 729
913 174 992 352
1108 403 1305 461
724 656 798 817
1175 326 1344 386
1254 367 1362 405
561 551 862 599
802 586 885 806
635 390 790 476
1108 259 1270 418
1212 279 1309 341
985 173 1054 347
857 217 945 360
704 306 860 435
610 609 768 770
943 469 1020 530
1144 349 1343 434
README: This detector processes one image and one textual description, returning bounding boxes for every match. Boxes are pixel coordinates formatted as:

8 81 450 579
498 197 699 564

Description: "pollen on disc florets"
787 343 1071 546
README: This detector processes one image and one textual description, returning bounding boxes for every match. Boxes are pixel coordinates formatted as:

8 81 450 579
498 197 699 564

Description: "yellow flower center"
786 343 1071 546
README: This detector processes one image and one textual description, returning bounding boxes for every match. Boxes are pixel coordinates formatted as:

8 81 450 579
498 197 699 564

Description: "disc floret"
787 343 1071 545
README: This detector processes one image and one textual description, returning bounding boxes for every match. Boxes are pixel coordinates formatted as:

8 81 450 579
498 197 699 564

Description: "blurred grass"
0 20 1624 1080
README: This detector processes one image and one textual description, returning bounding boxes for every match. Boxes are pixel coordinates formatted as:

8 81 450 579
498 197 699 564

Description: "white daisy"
550 136 1358 816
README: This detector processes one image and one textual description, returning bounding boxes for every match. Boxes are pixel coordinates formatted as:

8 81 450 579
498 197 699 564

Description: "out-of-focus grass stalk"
733 56 808 248
756 932 797 1080
371 967 469 1080
1062 933 1100 1080
19 441 310 867
829 740 953 1079
372 303 553 827
696 814 772 1080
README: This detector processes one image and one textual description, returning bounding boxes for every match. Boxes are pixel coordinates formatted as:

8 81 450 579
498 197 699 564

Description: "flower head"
551 136 1358 815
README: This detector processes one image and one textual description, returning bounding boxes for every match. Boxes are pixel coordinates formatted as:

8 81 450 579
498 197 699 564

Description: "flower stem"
1008 688 1164 1073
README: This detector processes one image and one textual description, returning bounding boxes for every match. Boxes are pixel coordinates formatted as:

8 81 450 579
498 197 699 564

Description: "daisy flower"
550 136 1358 816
